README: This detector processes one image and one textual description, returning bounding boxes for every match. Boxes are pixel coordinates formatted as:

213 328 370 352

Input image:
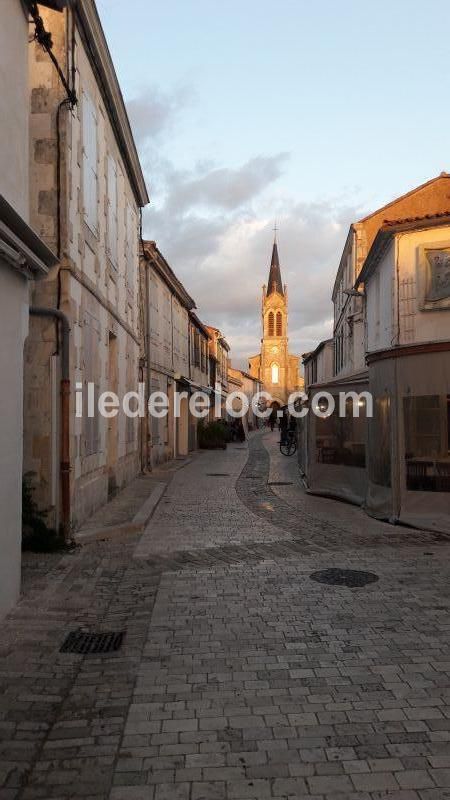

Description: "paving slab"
0 433 448 799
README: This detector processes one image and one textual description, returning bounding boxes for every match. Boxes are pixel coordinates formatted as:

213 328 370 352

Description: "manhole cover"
268 481 293 486
310 568 379 588
60 629 125 654
206 473 230 477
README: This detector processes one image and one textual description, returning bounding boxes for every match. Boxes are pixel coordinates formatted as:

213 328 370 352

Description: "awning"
0 195 58 277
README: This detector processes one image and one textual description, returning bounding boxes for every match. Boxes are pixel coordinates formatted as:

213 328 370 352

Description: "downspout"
144 256 151 470
30 307 71 539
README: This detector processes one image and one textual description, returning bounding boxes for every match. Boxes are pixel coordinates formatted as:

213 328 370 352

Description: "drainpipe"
144 258 152 470
30 307 71 539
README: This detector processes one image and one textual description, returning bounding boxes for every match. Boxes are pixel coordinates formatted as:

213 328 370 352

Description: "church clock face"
271 346 279 354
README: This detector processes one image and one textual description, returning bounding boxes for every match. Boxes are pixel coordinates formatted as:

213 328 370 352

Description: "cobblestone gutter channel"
236 433 446 551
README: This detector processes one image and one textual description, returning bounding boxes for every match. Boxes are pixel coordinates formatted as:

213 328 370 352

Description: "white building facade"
0 0 58 619
359 216 450 533
24 1 149 531
300 175 450 530
141 241 194 466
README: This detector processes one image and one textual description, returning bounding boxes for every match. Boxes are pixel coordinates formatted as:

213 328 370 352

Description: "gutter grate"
206 473 230 477
60 629 126 655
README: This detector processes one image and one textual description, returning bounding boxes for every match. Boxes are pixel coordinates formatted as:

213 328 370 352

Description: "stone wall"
24 7 142 530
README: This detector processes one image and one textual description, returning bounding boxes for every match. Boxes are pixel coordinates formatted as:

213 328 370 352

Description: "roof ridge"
358 173 450 224
382 209 450 227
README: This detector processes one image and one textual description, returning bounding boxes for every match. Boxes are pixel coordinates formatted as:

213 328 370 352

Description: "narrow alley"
1 431 449 800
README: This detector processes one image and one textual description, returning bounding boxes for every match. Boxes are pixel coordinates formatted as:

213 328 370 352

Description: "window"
268 312 274 336
82 90 98 233
126 202 136 291
151 379 161 446
316 398 366 468
83 311 100 456
404 395 450 491
334 330 344 374
201 339 207 373
271 363 279 384
193 329 200 367
369 395 391 487
107 155 118 267
126 416 135 446
276 311 282 336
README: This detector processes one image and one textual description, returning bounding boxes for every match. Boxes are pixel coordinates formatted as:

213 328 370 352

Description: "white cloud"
127 85 192 144
133 86 363 371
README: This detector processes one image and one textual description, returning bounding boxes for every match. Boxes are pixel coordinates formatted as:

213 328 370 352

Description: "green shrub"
197 421 227 449
22 473 66 552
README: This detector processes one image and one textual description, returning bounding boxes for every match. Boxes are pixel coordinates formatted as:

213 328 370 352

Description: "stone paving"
1 431 449 799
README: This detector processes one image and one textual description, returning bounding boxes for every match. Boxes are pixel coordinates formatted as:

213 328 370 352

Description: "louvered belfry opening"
276 311 282 336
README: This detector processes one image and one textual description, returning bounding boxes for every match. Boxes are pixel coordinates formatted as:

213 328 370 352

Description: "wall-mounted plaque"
426 248 450 302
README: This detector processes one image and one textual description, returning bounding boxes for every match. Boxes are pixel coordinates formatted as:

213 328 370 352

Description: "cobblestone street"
1 432 450 800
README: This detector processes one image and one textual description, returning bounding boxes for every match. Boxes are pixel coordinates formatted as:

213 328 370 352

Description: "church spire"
266 226 284 296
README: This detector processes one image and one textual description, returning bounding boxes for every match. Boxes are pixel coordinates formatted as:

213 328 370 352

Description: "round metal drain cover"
310 568 379 588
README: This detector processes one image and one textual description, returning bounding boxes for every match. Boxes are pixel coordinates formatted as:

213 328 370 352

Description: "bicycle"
280 428 297 456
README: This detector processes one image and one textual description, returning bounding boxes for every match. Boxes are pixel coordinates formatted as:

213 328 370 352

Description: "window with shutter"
194 329 200 367
107 155 118 267
201 340 207 374
82 91 98 234
83 312 100 456
126 416 135 446
151 379 161 445
126 203 136 291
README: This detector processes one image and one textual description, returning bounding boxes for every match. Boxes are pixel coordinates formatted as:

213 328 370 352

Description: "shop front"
303 372 369 506
366 344 450 534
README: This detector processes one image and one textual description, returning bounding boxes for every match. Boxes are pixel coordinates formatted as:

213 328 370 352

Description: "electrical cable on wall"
27 2 77 107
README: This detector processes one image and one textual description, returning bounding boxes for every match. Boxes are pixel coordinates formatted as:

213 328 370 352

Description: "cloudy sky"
98 0 450 368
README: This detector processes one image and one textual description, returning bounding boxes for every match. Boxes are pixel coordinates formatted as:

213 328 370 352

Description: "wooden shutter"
126 203 136 290
82 91 98 233
83 312 100 456
194 329 200 367
107 155 118 267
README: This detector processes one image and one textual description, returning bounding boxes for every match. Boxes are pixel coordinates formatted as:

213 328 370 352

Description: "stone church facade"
248 238 301 406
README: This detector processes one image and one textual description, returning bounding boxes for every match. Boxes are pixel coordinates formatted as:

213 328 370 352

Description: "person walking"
279 408 288 445
269 407 277 432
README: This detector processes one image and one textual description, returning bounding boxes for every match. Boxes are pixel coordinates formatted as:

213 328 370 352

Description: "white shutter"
82 91 98 233
107 155 118 267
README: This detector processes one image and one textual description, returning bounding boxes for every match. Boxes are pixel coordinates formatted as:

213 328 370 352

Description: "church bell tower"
248 232 301 405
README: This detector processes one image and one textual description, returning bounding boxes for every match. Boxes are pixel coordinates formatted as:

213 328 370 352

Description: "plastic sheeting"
366 350 450 534
303 373 369 506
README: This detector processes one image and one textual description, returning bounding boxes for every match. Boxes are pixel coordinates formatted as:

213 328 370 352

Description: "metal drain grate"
206 473 230 477
310 568 379 588
268 481 293 486
60 629 126 655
